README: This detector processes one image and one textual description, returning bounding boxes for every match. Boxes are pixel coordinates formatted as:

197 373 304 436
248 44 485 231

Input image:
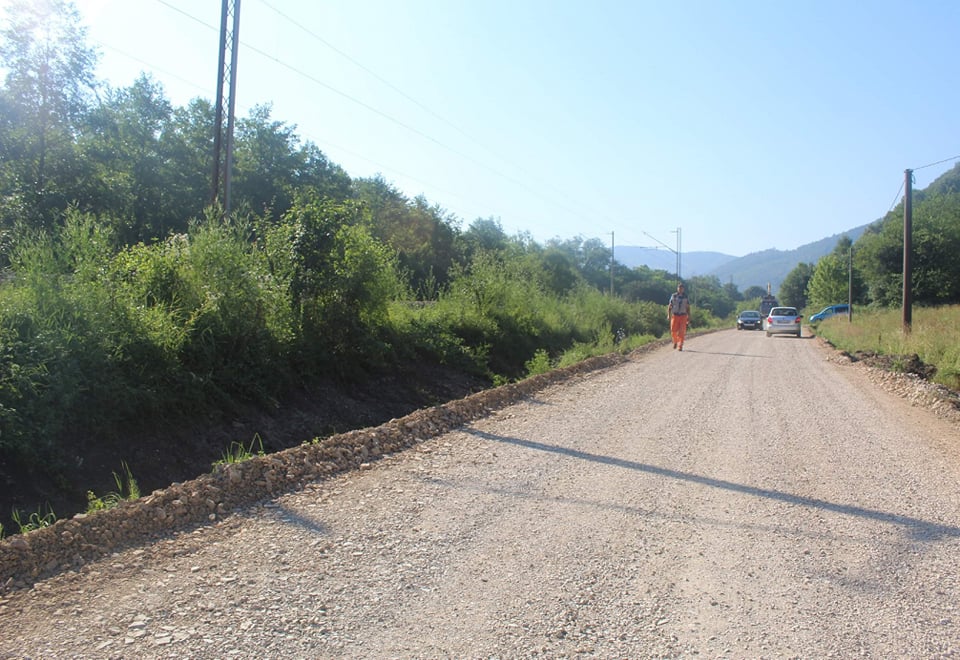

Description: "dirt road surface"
2 329 959 658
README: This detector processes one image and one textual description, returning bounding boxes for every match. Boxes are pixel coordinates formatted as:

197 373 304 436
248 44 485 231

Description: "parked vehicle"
809 304 850 323
736 310 763 330
759 294 779 317
764 306 802 337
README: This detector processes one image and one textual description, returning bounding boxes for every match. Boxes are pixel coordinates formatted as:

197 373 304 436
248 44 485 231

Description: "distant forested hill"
615 225 869 294
613 246 735 276
706 225 870 293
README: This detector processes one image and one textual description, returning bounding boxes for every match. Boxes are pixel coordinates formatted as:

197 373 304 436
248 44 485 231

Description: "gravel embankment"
1 329 959 658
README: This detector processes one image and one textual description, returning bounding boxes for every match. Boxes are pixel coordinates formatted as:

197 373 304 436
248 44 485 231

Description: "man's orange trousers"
670 315 688 348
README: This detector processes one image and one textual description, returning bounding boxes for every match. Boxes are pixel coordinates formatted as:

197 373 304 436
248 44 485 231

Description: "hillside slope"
706 224 870 292
615 224 870 292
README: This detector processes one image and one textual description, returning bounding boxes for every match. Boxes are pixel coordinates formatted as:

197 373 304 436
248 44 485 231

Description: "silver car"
764 306 802 337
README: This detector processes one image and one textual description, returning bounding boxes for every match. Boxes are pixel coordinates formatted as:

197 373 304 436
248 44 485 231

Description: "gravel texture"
1 329 959 658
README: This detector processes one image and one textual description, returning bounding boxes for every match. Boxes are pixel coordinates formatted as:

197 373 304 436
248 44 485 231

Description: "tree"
620 265 675 304
78 75 174 243
908 194 960 304
853 218 901 306
261 193 400 364
779 262 814 309
531 247 581 296
354 176 461 298
546 236 612 293
160 98 219 234
231 104 305 218
0 0 98 229
722 280 742 303
686 274 737 318
805 254 848 310
742 285 767 300
462 216 509 255
230 104 352 222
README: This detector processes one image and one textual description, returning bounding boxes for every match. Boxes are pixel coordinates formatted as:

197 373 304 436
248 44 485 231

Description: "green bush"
261 195 403 376
524 348 553 377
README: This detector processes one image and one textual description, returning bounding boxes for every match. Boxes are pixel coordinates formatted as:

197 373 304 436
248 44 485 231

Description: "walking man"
667 282 690 350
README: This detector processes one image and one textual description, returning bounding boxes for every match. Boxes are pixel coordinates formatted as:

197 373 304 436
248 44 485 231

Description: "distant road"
3 328 959 657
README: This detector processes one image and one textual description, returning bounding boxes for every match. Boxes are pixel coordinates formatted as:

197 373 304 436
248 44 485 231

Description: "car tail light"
795 317 802 323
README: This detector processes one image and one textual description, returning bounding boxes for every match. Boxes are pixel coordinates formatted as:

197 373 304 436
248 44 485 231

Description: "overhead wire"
887 181 905 215
96 42 209 98
254 0 623 236
148 0 620 236
913 154 960 171
886 154 960 214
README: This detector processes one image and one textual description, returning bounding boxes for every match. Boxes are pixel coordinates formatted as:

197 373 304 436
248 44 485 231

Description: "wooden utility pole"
211 0 241 216
902 169 913 332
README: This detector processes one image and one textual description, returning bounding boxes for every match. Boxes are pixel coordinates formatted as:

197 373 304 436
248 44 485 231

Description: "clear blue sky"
9 0 960 256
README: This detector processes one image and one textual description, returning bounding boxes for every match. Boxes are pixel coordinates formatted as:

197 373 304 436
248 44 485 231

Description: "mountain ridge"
615 224 871 293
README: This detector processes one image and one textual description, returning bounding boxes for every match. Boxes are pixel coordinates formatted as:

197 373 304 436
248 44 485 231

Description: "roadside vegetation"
811 306 960 391
1 0 959 535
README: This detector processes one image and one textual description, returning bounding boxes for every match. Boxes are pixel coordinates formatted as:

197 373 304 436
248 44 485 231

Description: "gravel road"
2 329 959 659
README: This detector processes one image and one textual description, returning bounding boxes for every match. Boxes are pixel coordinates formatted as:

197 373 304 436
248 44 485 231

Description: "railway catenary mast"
211 0 241 216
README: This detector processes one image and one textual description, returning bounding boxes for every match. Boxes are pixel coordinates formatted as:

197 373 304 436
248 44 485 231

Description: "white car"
764 306 802 337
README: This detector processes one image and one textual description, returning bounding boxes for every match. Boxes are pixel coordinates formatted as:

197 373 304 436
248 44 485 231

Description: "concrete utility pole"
211 0 241 216
903 169 913 332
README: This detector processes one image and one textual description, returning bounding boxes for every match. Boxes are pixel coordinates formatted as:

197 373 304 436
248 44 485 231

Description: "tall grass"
86 462 141 512
813 305 960 389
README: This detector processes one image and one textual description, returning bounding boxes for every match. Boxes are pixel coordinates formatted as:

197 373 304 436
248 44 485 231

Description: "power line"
887 180 905 215
153 0 211 29
257 0 480 152
886 154 959 214
253 0 619 233
96 43 209 96
913 154 960 171
112 2 675 246
147 0 609 227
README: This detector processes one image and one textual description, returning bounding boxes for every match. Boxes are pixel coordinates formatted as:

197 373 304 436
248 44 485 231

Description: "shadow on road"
676 349 769 357
269 505 331 535
465 428 960 542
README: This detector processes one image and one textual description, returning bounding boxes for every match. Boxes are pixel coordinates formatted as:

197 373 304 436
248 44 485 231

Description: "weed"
86 462 141 512
214 433 265 466
11 505 57 534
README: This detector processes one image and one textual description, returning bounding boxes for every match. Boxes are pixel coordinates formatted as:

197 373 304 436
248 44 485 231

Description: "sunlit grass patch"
11 505 57 535
815 305 960 389
86 462 141 512
213 434 265 467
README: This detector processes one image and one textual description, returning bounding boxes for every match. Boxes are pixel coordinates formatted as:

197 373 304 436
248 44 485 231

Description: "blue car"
809 304 850 323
